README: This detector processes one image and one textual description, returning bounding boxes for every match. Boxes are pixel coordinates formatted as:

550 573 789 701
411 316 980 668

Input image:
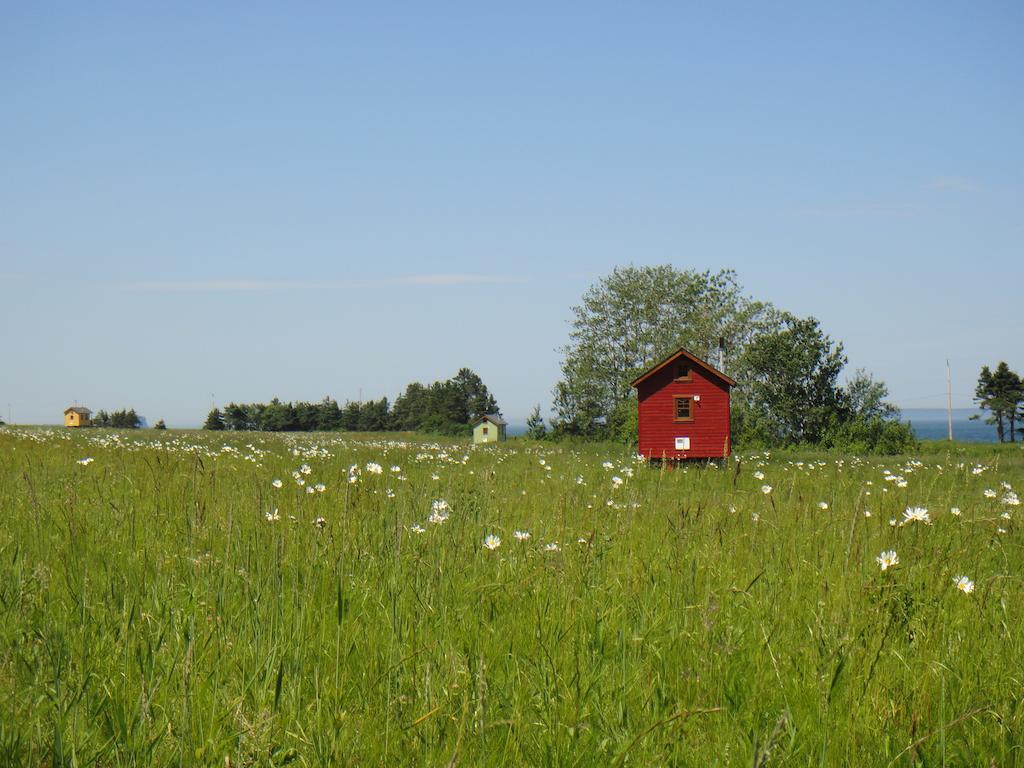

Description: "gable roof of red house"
630 346 736 389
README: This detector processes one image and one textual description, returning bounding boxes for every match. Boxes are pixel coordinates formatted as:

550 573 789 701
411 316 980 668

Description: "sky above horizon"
2 2 1021 427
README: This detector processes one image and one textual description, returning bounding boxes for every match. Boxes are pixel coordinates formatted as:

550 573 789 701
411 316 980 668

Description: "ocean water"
507 409 1004 443
901 408 1000 443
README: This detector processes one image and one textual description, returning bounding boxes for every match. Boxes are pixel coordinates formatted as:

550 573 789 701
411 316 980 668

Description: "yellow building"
472 414 507 444
64 406 92 428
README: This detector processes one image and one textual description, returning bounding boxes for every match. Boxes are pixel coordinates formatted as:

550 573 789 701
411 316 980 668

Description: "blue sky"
2 2 1021 426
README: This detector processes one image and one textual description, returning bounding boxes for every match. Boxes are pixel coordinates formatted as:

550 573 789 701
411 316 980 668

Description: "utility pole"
946 360 954 441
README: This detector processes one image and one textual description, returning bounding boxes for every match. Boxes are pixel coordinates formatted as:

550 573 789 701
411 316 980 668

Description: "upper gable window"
673 359 692 381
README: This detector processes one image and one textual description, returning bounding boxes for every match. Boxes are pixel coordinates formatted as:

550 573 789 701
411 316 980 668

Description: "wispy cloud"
396 273 523 286
793 202 926 219
119 279 313 292
118 273 524 292
926 176 982 193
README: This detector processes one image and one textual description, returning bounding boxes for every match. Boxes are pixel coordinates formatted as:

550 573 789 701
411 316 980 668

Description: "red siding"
636 364 731 459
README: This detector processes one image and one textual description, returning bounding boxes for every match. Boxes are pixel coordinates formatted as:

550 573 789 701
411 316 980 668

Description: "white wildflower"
271 479 283 488
483 534 501 550
876 550 899 571
513 530 530 541
265 509 280 522
901 506 931 526
952 575 974 594
761 485 773 495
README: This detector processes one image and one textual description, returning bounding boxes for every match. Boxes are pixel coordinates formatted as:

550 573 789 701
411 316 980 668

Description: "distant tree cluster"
975 362 1023 442
392 368 498 436
552 265 915 453
94 409 142 429
204 369 499 436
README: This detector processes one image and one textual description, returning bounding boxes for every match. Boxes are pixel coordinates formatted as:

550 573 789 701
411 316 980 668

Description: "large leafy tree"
553 265 776 434
738 316 847 445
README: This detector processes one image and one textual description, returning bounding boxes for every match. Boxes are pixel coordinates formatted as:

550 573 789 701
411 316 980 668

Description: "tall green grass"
1 428 1021 765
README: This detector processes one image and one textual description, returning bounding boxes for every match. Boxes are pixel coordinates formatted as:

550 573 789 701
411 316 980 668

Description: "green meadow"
1 427 1022 766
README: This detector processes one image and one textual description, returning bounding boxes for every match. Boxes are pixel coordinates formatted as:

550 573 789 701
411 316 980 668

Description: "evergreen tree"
204 408 226 431
340 400 362 431
975 362 1023 443
317 397 343 430
453 368 499 420
107 408 141 428
526 404 547 439
154 419 167 430
224 403 249 431
392 382 429 431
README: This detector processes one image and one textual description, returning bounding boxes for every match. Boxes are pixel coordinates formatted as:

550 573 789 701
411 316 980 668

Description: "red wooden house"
631 347 736 460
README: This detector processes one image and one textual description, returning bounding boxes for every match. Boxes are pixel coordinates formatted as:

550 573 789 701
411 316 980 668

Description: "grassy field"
1 427 1022 766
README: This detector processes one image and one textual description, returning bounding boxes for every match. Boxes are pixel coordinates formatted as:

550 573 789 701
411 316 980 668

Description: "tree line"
975 362 1024 442
204 368 499 436
93 409 143 429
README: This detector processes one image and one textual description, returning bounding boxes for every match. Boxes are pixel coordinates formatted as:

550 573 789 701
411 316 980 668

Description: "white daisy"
901 506 931 526
876 550 899 571
952 575 974 594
